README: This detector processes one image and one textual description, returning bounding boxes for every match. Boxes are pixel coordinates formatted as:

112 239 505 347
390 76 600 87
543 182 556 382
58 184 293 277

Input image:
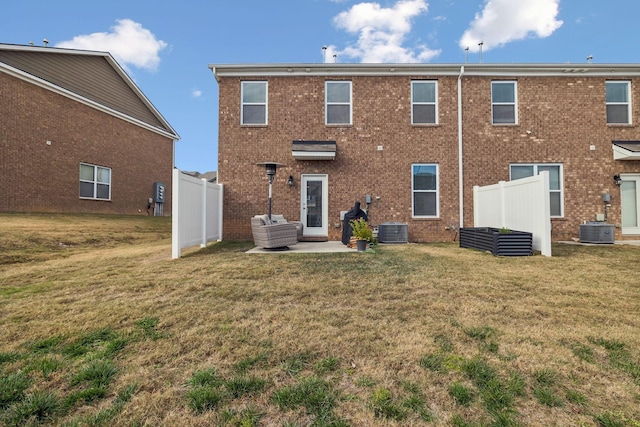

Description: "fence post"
201 178 207 248
498 181 506 227
218 184 224 242
473 185 479 226
171 169 181 259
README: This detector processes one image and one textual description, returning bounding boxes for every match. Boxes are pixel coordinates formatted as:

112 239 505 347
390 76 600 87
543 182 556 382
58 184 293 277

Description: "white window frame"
606 81 631 125
79 163 111 201
509 163 563 218
325 81 352 125
241 81 268 125
491 81 518 125
411 80 438 125
412 163 439 218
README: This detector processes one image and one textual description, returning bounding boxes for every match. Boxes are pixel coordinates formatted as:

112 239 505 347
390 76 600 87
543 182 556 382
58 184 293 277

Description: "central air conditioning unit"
579 222 615 244
377 222 408 243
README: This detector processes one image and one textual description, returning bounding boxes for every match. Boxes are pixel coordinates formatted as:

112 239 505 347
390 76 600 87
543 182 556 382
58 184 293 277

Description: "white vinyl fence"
473 171 552 256
172 169 223 259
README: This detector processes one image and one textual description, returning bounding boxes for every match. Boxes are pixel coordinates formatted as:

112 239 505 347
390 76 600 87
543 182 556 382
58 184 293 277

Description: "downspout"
458 65 465 229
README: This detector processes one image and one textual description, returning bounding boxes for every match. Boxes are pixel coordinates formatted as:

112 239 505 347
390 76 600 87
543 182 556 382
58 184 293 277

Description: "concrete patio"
247 241 359 254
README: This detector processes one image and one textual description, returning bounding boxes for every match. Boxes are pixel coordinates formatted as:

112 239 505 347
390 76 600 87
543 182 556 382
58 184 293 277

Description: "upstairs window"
606 81 631 124
492 81 517 124
411 81 438 124
325 81 352 125
412 164 439 217
80 163 111 200
510 163 563 217
241 81 267 125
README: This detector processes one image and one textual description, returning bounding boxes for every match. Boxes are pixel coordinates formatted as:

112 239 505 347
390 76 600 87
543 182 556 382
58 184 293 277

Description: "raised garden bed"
460 227 533 256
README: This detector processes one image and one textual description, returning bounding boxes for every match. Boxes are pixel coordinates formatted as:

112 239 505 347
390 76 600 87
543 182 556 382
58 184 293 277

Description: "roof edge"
1 62 179 140
209 62 640 79
1 43 179 140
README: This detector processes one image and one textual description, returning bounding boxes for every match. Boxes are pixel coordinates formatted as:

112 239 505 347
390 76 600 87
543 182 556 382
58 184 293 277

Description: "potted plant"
350 217 372 251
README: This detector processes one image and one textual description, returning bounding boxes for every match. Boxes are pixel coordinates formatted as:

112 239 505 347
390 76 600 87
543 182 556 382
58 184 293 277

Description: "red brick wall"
218 72 640 242
0 73 174 215
461 75 640 240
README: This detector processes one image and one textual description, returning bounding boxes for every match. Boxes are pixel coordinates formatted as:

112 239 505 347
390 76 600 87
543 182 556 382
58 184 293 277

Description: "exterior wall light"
287 175 294 187
614 175 622 186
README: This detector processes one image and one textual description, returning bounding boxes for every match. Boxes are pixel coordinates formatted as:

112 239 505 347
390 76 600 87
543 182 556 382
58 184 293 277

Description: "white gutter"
458 66 465 229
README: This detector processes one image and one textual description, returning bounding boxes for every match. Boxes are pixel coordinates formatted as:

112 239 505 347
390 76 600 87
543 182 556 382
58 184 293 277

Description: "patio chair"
270 214 304 240
251 215 298 249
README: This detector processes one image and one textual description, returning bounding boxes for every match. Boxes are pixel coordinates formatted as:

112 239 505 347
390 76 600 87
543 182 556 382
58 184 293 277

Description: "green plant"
224 376 267 398
565 389 588 405
419 352 447 373
221 407 262 426
449 382 474 406
189 368 222 388
72 359 117 388
498 227 512 234
315 356 340 375
187 387 223 413
0 371 31 409
3 391 60 426
350 217 373 241
533 387 563 407
370 387 406 420
272 376 339 422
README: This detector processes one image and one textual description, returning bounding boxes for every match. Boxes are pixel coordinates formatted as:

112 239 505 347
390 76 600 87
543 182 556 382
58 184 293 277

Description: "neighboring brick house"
0 43 179 215
210 63 640 242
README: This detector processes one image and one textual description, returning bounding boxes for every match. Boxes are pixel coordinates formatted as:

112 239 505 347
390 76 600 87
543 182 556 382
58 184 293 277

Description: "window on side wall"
491 81 517 125
412 80 438 124
606 81 631 124
412 164 439 217
325 81 352 125
510 163 563 217
80 163 111 200
241 81 267 125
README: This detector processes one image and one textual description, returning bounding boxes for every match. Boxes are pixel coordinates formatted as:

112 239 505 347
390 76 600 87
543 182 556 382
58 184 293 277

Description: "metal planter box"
460 227 533 256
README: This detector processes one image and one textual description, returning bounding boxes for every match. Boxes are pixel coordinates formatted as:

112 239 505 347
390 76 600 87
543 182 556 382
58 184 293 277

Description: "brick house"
0 43 179 215
210 63 640 242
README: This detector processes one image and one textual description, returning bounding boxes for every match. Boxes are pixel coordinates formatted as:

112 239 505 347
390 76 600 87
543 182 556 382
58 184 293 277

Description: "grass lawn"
1 213 639 426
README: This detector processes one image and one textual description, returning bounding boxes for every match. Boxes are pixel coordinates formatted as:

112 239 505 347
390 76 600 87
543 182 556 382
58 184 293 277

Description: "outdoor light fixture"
257 162 284 220
614 175 622 186
287 175 294 187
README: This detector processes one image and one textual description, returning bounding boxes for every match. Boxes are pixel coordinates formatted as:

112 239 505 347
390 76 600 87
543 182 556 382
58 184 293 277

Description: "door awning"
292 140 336 160
612 141 640 160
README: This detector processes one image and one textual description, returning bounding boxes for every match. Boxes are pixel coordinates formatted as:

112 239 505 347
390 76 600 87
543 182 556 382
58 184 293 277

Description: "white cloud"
192 89 203 98
459 0 563 53
55 19 167 72
332 0 441 63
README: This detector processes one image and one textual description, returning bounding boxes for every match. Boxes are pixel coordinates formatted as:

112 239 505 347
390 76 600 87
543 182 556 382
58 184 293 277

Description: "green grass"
272 376 341 423
2 214 640 425
0 321 157 426
449 381 475 406
0 371 31 409
370 387 407 420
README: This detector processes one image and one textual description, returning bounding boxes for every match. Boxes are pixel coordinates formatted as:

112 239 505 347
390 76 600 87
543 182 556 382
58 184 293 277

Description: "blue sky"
2 0 638 173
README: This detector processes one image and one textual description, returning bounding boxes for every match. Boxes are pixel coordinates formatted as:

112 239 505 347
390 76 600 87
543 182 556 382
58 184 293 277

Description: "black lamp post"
257 162 284 220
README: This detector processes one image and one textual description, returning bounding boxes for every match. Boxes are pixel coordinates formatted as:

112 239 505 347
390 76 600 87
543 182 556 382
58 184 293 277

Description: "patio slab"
247 241 356 253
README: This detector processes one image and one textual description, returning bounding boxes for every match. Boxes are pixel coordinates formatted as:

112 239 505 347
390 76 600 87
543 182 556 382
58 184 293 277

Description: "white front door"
301 174 328 238
621 174 640 235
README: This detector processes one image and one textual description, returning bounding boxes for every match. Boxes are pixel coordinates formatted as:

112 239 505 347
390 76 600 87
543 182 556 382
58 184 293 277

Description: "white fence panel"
172 169 223 259
473 172 552 256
